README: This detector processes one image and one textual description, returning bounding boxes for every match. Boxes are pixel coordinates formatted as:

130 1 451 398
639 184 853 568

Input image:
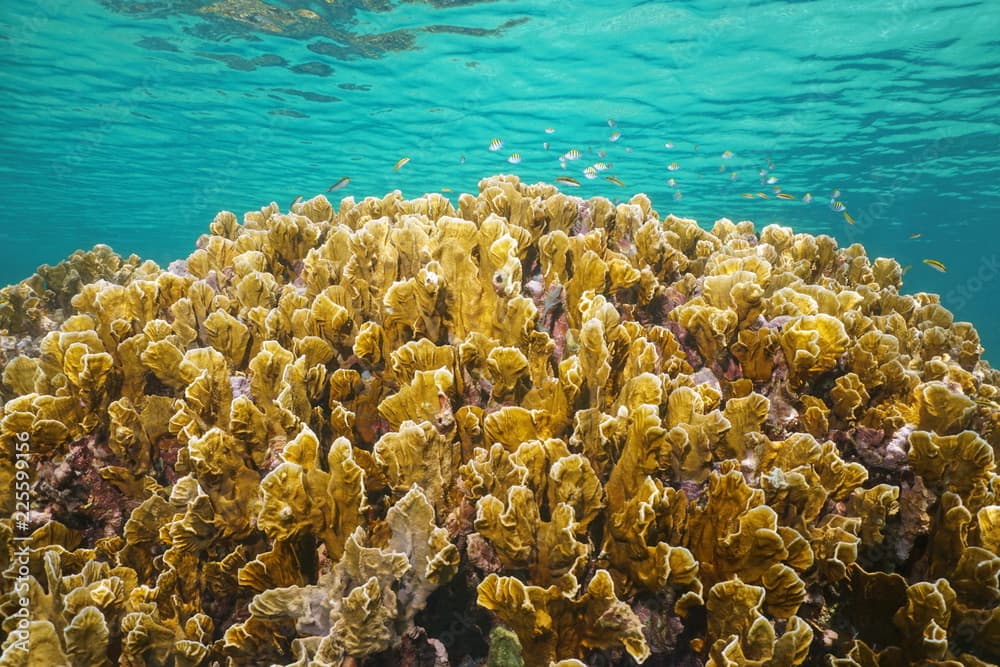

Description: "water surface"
1 0 997 357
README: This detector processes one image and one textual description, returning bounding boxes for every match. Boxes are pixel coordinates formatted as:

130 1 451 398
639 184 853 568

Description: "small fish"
327 177 350 192
597 149 607 158
460 154 466 164
625 147 633 152
831 189 841 198
766 176 779 185
290 195 303 208
441 187 453 192
740 193 755 198
718 164 727 172
776 193 796 200
923 258 947 272
555 175 580 187
609 131 622 142
667 161 680 171
909 232 922 239
721 150 734 159
583 166 598 179
802 193 813 204
667 178 677 187
508 152 522 164
756 192 769 199
394 157 410 171
542 141 550 151
605 175 625 187
607 118 616 127
975 398 998 408
592 162 610 171
673 190 683 201
830 200 846 212
544 127 555 134
843 211 855 225
901 264 912 275
488 137 504 151
664 141 674 149
730 171 739 181
563 149 581 160
759 169 769 177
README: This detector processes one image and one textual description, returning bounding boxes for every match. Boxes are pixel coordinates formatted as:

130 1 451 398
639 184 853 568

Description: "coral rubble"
1 175 999 666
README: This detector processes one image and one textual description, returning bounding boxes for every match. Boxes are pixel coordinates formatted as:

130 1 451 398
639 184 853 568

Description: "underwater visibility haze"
4 2 1000 667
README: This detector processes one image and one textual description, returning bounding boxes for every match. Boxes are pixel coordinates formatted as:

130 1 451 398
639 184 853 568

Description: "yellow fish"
393 157 410 171
604 175 625 187
609 131 622 142
555 176 580 187
901 264 912 276
922 258 947 272
327 177 350 191
909 232 922 239
441 187 453 192
488 137 504 151
667 161 680 171
776 193 796 200
975 398 998 409
721 150 734 159
740 193 755 198
755 192 769 199
843 211 855 225
290 195 303 209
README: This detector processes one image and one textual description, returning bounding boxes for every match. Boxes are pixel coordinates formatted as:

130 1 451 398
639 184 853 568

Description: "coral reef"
1 175 999 666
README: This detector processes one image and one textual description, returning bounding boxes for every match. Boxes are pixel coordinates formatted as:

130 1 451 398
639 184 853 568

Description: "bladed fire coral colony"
1 174 998 667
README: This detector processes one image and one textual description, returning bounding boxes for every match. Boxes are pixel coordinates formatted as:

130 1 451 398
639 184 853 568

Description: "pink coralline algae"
0 175 998 666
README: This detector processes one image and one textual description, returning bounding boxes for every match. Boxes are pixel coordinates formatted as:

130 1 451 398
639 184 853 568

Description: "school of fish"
318 117 944 276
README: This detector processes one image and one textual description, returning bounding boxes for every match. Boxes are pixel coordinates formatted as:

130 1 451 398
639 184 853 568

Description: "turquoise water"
1 1 998 358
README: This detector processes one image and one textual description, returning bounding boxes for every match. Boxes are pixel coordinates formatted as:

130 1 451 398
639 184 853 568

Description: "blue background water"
1 1 997 360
